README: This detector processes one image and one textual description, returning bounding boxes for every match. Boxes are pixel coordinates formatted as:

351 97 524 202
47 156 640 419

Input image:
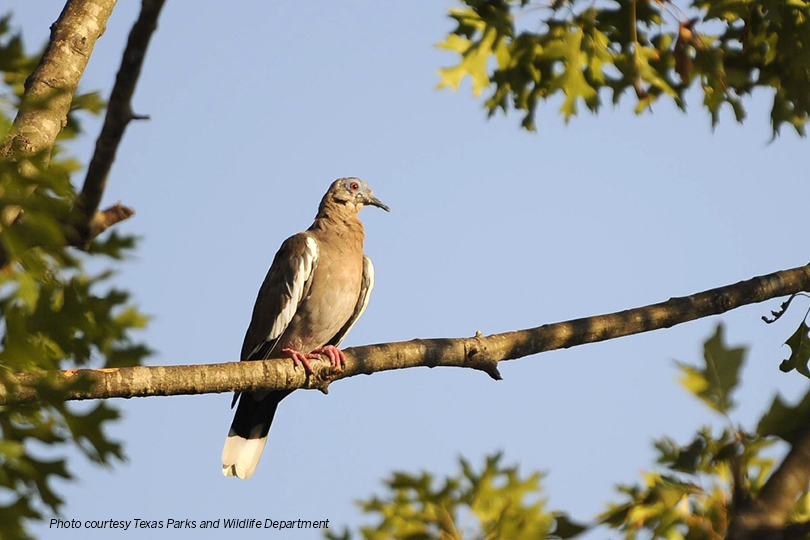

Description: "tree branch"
783 520 810 540
86 202 135 238
0 0 166 269
756 423 810 525
2 262 809 406
0 0 117 162
0 0 121 270
727 420 810 540
76 0 167 243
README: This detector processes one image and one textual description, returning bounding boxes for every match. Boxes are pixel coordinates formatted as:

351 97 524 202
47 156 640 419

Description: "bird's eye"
349 182 359 191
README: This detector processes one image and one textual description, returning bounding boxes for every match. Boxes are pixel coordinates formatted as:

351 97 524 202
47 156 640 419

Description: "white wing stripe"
266 236 318 341
355 257 374 320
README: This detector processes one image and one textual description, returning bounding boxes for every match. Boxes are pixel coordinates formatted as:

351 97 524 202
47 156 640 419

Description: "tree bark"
2 262 809 405
0 0 117 161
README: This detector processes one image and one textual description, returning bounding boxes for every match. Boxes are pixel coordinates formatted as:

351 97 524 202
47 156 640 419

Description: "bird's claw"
311 345 346 371
282 348 315 375
282 346 345 374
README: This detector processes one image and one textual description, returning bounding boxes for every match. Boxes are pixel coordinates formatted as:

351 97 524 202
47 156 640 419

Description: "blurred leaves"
0 15 149 540
326 453 585 540
676 324 745 415
438 0 810 135
600 427 777 540
335 327 810 540
599 326 809 539
757 388 810 443
777 322 810 378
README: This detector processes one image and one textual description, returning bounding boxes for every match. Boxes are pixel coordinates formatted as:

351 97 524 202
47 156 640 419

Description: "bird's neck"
310 201 365 239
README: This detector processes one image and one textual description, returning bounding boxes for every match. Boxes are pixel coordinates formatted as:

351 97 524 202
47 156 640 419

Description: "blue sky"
10 1 810 538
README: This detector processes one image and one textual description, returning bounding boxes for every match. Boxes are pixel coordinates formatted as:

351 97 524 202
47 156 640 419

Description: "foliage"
0 15 149 540
777 321 810 379
437 0 810 135
598 324 810 539
676 325 745 415
334 325 810 539
599 428 775 540
759 293 810 380
325 453 585 540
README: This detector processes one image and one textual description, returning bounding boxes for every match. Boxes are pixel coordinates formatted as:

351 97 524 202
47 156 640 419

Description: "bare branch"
87 202 135 238
0 0 117 161
76 0 167 243
2 262 809 406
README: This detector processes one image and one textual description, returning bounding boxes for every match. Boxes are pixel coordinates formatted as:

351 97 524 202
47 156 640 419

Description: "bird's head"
322 177 390 214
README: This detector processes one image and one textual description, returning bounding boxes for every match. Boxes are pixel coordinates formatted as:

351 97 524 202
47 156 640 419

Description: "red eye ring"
350 182 359 191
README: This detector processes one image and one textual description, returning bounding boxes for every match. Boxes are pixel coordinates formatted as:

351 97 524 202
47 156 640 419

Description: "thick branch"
727 421 810 540
756 424 810 524
0 0 122 270
0 0 117 161
2 262 809 405
76 0 166 243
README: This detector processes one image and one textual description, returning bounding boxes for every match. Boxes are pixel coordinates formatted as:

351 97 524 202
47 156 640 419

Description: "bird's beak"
364 194 390 212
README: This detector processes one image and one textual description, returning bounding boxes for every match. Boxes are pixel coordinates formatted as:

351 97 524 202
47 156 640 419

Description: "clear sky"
9 1 810 538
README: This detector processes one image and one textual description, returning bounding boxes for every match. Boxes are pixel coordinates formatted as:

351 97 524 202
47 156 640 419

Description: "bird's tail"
221 391 289 479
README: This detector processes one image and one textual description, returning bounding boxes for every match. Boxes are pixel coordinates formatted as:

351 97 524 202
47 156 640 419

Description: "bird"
221 177 389 479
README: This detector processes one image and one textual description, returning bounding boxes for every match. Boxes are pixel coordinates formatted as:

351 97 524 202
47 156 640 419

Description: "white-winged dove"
221 177 388 479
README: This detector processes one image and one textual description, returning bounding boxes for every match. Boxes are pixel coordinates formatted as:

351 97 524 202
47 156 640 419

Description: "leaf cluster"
335 325 810 539
437 0 810 135
326 453 585 540
598 325 810 539
0 15 149 540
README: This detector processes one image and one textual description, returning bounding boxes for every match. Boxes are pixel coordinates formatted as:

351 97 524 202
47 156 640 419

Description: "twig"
76 0 167 243
87 202 135 238
2 262 810 405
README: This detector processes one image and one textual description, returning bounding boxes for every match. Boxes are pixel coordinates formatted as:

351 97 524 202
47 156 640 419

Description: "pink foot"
282 348 318 374
310 345 346 371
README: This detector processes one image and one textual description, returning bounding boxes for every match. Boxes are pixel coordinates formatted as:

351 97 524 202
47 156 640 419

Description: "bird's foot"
282 346 346 374
282 348 318 374
310 345 346 371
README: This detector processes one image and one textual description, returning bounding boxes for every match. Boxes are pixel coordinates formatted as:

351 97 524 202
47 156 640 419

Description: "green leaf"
676 324 745 414
778 322 810 378
437 27 501 96
655 434 707 474
70 91 105 114
438 0 810 133
345 454 560 540
553 28 599 120
636 46 677 100
757 388 810 443
14 271 39 313
550 513 589 539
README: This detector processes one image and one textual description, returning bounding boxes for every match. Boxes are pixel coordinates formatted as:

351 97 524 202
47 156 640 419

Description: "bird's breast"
278 245 364 352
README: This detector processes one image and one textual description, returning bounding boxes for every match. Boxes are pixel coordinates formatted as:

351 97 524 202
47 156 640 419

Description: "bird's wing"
241 233 319 361
327 255 375 348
